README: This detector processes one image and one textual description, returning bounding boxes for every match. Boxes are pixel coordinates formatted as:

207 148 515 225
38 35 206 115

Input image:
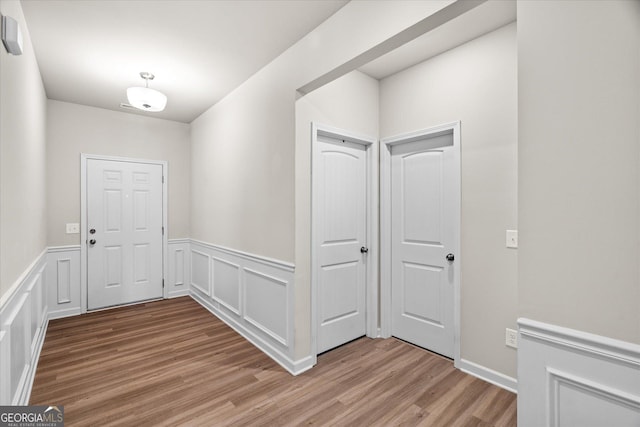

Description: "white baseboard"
188 239 308 375
518 318 640 427
456 358 517 393
167 289 190 298
47 307 81 320
191 290 311 375
0 250 48 405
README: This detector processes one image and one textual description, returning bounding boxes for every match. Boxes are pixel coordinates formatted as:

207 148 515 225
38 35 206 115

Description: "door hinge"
162 279 165 288
162 226 165 235
162 176 165 183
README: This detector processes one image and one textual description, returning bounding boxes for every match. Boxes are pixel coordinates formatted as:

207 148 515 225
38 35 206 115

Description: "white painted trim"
46 246 81 320
191 289 312 376
315 122 376 147
0 248 47 311
188 239 299 374
190 249 211 296
210 256 241 315
517 318 640 427
190 239 294 272
167 239 191 299
168 238 190 245
191 291 300 375
243 267 289 346
18 317 48 406
0 330 8 404
457 358 517 393
47 307 81 320
518 318 640 367
0 251 48 405
310 122 379 365
547 367 640 427
380 121 461 365
47 245 81 253
80 154 168 312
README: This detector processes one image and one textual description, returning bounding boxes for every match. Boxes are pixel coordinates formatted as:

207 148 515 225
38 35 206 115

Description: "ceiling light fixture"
126 72 167 112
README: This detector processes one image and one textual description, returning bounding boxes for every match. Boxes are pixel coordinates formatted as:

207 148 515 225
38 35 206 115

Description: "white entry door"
315 133 368 353
87 159 164 310
390 130 457 358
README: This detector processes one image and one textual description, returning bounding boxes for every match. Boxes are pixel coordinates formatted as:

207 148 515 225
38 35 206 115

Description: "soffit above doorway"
359 0 516 80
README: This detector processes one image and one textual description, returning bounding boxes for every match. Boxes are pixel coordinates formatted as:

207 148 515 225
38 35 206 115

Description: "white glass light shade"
126 86 167 112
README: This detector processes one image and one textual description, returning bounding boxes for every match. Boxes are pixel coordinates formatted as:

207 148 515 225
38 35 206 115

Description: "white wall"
46 100 191 246
379 23 518 378
0 0 47 302
295 70 379 358
189 0 455 362
518 0 640 343
189 1 456 264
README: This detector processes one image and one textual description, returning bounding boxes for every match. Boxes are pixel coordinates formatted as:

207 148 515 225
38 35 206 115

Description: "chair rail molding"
518 318 640 427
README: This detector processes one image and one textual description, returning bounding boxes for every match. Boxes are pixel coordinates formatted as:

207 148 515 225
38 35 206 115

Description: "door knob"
360 246 369 254
89 239 96 245
89 228 96 234
446 253 454 261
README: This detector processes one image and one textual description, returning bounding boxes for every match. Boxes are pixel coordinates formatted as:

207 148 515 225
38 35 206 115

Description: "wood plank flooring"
30 297 516 426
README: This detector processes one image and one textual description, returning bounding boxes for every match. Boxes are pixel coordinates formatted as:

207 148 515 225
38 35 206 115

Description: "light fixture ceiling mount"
126 71 167 112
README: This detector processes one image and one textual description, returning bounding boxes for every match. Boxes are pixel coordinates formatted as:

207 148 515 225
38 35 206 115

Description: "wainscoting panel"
212 257 240 315
518 318 640 427
26 273 46 358
167 239 190 298
0 330 8 404
244 268 288 346
0 250 48 405
46 246 81 319
190 249 211 296
189 240 308 375
7 293 29 404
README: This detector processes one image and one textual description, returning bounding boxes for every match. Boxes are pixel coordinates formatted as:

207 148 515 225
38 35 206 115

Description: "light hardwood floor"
31 297 516 426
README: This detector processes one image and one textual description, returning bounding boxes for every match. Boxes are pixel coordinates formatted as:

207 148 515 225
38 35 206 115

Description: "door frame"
80 154 168 313
380 121 461 364
311 123 378 363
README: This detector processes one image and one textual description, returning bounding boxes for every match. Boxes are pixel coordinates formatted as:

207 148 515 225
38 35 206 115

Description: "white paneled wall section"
518 318 640 427
45 238 303 374
189 240 307 374
167 239 191 298
0 250 48 405
47 246 81 319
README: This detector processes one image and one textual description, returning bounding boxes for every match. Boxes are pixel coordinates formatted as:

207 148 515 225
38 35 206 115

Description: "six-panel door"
87 159 163 310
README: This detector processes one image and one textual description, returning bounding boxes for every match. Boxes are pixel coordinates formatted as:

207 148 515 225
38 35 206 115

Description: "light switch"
66 223 79 234
506 230 518 248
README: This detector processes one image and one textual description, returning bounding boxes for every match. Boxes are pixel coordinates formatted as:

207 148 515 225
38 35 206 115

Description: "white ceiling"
359 0 516 80
21 0 348 123
21 0 516 124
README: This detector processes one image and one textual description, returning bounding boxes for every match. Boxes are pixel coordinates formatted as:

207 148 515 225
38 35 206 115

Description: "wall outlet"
66 223 80 234
506 229 518 248
505 328 518 348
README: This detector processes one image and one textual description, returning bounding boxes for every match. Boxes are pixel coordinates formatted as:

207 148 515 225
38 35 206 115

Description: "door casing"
80 154 168 313
380 121 461 365
311 123 378 363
